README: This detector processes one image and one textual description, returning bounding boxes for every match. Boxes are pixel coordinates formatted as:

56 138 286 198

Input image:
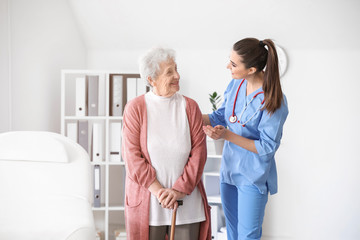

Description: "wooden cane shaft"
170 208 177 240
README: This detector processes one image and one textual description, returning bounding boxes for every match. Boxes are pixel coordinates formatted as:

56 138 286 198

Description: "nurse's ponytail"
262 39 283 115
233 38 283 115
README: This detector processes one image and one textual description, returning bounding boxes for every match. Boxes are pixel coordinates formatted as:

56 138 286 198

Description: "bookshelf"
61 70 148 240
204 138 226 240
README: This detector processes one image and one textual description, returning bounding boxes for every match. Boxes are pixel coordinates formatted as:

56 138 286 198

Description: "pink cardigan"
122 94 211 240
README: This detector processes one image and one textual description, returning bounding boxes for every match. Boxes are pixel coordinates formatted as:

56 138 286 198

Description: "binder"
94 165 101 208
92 123 103 162
126 78 137 102
110 75 123 116
75 77 87 116
78 120 89 153
210 205 219 240
66 122 78 143
87 75 99 116
109 122 121 162
98 74 106 116
136 78 147 96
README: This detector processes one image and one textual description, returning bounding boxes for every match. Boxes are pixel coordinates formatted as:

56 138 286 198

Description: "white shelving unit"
203 138 226 240
61 70 145 240
61 70 226 240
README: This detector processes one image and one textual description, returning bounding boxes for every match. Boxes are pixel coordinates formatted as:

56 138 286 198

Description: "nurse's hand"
203 125 226 140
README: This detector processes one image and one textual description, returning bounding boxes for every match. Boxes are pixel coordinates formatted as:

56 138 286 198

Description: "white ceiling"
68 0 360 51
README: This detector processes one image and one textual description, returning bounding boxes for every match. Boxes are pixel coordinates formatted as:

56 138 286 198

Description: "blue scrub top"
209 79 289 195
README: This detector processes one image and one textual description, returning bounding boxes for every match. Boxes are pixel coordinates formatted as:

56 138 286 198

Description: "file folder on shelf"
92 123 103 162
66 122 78 143
94 165 101 208
78 120 89 153
210 205 219 240
110 75 124 116
87 75 99 116
126 78 137 103
98 74 106 116
136 78 148 96
75 77 87 116
109 122 121 162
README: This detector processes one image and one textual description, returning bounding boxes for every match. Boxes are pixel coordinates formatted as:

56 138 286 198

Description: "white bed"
0 131 96 240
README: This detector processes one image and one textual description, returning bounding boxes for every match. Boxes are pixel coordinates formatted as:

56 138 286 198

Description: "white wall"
76 1 360 239
2 0 360 239
0 0 10 132
1 0 87 133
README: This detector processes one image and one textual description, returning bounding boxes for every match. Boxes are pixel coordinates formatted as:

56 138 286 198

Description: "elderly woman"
121 47 211 240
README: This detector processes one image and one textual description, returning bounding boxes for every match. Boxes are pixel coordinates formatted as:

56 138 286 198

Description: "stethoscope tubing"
229 79 265 126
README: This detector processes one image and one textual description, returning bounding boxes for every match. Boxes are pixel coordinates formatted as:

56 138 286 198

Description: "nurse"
202 38 289 240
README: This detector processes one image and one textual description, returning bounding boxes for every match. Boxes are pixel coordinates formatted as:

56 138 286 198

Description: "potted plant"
209 92 222 112
209 92 224 155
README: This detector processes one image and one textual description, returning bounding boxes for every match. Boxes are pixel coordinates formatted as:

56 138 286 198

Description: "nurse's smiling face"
227 50 255 79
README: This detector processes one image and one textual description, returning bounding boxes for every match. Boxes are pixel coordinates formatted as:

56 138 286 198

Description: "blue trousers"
220 183 268 240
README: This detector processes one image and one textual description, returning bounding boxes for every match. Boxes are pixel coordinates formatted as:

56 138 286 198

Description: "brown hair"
233 38 283 114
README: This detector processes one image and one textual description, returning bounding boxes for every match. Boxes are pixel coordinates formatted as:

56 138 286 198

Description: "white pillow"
0 131 68 163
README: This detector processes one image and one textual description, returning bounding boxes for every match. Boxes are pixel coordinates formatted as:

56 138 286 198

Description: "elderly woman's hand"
157 188 185 210
203 125 226 140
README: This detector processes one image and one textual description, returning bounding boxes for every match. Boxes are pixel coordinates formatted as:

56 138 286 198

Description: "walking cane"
170 200 183 240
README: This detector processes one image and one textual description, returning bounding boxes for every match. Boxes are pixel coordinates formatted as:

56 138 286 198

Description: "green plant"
209 91 222 111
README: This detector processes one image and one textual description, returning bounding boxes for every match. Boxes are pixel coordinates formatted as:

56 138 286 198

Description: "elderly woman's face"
151 59 180 97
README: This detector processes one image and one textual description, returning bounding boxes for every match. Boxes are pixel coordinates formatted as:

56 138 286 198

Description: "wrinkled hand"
157 188 185 210
203 125 226 140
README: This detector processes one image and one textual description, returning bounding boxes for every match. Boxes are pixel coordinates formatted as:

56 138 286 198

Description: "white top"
145 91 205 226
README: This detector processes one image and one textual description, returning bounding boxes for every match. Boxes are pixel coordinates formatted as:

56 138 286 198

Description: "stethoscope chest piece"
229 115 237 123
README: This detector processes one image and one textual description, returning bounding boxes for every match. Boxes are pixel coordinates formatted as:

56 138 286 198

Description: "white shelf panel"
91 161 107 165
64 116 108 120
207 195 222 204
108 206 125 211
92 207 107 211
207 154 222 159
62 69 137 74
203 172 220 177
90 162 125 166
108 116 123 120
108 162 125 165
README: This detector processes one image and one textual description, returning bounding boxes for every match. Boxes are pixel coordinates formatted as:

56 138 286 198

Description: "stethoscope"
229 79 265 126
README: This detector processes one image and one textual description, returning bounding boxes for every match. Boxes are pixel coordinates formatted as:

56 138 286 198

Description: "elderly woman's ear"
147 76 154 87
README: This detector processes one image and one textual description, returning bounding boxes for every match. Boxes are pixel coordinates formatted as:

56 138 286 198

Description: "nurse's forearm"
202 114 211 126
223 129 258 154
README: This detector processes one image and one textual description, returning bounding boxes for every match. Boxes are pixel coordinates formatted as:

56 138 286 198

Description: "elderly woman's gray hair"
138 47 176 87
